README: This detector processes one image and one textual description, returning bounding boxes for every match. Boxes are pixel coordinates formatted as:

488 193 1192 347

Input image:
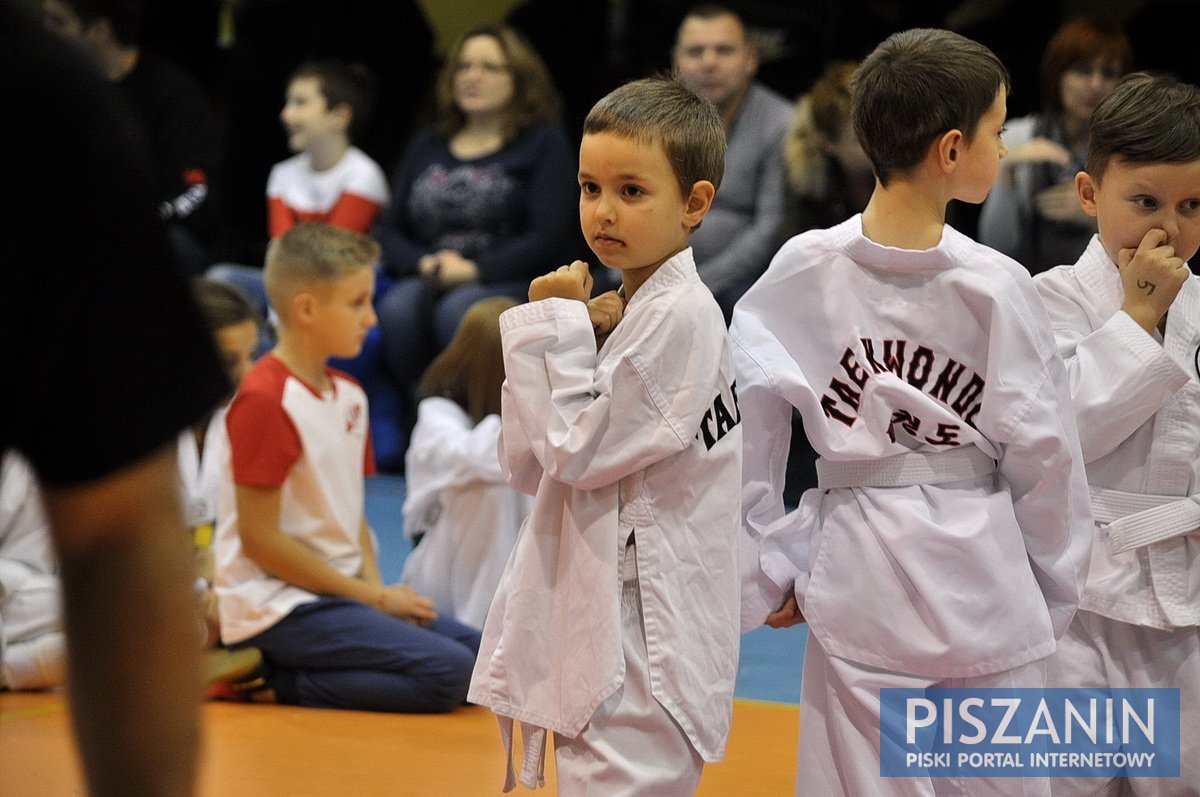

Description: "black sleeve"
0 6 229 486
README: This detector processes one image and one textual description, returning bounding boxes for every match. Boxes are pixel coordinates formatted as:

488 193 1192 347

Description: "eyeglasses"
1066 63 1123 82
455 61 510 76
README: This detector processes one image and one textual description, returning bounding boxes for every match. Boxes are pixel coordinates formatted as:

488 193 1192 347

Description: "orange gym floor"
0 691 799 795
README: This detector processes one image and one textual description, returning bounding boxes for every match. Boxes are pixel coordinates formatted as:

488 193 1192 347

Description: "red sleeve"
326 192 382 234
364 427 377 477
267 196 296 239
226 363 301 486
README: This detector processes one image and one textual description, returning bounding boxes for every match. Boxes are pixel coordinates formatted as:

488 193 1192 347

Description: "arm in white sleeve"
500 297 721 491
1036 279 1189 463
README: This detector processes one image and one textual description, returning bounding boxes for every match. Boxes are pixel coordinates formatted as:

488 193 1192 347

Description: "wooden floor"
0 691 798 795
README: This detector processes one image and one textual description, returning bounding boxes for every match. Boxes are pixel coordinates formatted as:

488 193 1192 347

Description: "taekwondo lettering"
821 339 985 446
697 380 741 450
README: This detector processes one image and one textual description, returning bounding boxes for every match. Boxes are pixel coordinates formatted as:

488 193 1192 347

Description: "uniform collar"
621 247 699 309
1071 235 1123 315
839 214 961 272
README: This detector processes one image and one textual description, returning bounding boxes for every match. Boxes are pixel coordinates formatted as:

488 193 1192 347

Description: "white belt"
816 446 996 489
1089 487 1200 555
497 715 546 792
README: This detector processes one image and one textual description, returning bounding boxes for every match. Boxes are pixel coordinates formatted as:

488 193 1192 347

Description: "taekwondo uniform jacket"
467 248 742 762
1036 236 1200 629
733 216 1094 678
401 397 532 628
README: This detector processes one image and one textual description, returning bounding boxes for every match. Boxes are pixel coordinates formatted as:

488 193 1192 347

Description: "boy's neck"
306 137 351 172
271 335 332 392
619 246 688 301
860 177 947 250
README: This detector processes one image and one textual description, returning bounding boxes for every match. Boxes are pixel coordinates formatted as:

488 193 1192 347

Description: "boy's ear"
684 180 717 228
329 102 353 132
1075 171 1099 218
936 129 964 174
290 290 318 326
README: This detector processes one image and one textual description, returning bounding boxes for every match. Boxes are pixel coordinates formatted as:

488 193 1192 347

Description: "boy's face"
215 319 259 391
280 77 345 153
310 266 377 360
578 131 708 276
1077 157 1200 266
953 88 1008 205
453 35 515 119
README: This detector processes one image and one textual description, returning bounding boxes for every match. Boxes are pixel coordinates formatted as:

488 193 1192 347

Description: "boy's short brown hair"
1085 72 1200 183
583 75 725 200
852 28 1010 186
290 60 377 140
264 223 379 313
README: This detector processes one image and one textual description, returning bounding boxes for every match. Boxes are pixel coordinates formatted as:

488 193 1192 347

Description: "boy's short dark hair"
583 75 725 200
290 60 377 140
1085 71 1200 183
852 28 1010 186
264 223 380 312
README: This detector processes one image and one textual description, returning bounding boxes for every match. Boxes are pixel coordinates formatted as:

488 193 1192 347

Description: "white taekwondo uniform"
732 216 1093 796
400 397 532 629
468 249 741 794
1036 235 1200 797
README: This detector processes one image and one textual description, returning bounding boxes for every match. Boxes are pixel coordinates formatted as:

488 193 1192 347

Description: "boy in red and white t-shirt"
268 59 389 237
214 223 479 712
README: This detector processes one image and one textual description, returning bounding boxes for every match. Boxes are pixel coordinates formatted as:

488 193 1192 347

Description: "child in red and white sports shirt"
214 223 479 712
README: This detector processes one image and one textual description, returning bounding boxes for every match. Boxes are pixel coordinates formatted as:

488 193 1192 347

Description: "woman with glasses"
979 17 1133 274
373 24 581 449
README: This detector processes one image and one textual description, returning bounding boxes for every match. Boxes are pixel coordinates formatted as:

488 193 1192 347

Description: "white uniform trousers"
1046 610 1200 797
796 636 1050 797
553 536 704 796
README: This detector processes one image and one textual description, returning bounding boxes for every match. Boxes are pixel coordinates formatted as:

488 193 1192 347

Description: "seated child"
400 296 532 629
182 278 266 687
469 76 742 794
732 29 1093 796
214 222 480 712
0 451 65 691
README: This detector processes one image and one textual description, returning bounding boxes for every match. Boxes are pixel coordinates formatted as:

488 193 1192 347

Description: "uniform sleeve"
407 398 506 486
731 319 804 631
984 279 1094 640
498 379 544 496
499 295 723 491
225 386 302 487
1035 271 1189 463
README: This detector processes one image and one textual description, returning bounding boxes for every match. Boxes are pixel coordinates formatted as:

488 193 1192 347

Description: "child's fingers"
567 260 594 296
1136 227 1169 256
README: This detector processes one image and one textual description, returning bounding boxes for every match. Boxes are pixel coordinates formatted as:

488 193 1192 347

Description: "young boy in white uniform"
468 77 742 794
1035 73 1200 797
732 29 1094 796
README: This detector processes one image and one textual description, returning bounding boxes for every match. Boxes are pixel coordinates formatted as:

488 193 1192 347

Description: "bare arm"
358 519 382 586
236 484 435 624
41 445 200 797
